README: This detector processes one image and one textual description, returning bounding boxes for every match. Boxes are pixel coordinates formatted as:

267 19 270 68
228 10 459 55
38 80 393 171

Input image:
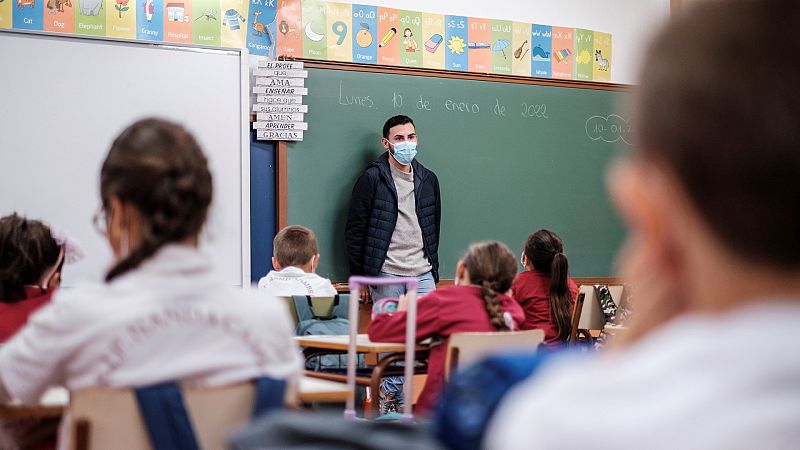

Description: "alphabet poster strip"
8 0 611 83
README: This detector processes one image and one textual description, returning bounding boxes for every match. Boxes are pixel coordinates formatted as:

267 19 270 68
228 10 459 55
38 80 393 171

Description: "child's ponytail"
524 230 574 342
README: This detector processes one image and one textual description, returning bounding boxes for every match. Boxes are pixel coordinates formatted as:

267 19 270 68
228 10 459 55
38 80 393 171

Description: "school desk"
295 334 430 416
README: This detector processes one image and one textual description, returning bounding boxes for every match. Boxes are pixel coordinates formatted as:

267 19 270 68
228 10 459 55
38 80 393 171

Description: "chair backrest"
444 330 546 380
69 381 283 450
568 292 586 343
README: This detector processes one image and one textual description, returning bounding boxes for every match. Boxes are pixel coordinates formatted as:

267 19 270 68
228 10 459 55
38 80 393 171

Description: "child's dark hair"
382 115 415 139
462 241 517 331
274 225 318 268
101 118 213 282
636 0 800 269
0 214 60 302
524 230 572 341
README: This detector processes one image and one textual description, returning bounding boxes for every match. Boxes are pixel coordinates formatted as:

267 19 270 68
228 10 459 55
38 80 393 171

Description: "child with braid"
0 118 301 414
368 241 524 415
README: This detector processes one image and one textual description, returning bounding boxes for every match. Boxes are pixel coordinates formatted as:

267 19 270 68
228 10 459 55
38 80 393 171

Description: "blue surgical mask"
391 141 417 165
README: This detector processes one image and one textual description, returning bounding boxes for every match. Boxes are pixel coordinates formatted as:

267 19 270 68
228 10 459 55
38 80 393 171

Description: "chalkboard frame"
274 59 631 282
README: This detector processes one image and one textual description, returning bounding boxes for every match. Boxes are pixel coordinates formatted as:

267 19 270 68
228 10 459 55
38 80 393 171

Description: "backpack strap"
134 382 200 450
293 295 341 321
252 377 286 419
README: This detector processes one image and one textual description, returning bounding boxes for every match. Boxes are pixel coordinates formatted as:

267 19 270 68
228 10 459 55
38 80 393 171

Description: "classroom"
2 0 800 448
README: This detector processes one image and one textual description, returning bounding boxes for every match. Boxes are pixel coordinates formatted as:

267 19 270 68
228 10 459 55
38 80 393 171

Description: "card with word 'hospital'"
421 12 445 70
351 4 377 64
163 0 192 43
325 2 351 61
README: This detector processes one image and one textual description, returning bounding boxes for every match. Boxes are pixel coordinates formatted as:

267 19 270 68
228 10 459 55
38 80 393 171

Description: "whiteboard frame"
0 29 252 287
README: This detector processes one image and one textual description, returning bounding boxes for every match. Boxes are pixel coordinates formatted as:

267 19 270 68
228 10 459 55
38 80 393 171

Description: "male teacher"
345 115 441 412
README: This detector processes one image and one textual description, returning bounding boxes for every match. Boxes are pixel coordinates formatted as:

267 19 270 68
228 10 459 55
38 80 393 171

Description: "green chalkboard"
286 65 631 281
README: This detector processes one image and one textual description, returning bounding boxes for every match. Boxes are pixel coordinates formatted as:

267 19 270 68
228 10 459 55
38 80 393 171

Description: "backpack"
434 350 558 450
292 295 353 371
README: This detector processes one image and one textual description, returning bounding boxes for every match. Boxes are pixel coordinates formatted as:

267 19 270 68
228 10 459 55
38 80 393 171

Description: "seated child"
258 225 337 297
0 118 301 416
512 229 578 345
0 214 82 342
368 241 524 415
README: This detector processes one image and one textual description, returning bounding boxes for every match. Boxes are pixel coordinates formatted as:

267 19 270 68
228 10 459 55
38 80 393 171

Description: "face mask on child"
391 141 417 165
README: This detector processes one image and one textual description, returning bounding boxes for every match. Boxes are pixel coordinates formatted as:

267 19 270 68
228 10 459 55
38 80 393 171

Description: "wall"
349 0 671 84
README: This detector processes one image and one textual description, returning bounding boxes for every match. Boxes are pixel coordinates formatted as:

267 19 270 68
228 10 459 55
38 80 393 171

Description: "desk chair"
69 379 289 450
444 330 546 381
575 285 625 344
568 292 586 345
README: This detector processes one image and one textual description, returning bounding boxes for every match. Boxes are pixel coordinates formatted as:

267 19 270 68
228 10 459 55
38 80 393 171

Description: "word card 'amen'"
252 60 307 142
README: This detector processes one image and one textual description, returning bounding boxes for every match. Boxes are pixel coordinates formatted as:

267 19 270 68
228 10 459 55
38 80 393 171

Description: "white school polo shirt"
487 302 800 450
0 244 303 404
257 266 337 297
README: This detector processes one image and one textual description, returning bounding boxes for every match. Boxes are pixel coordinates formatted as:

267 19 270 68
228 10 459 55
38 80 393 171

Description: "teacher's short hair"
383 115 415 139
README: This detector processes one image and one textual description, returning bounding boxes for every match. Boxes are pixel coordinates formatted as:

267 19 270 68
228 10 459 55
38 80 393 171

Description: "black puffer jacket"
345 152 441 282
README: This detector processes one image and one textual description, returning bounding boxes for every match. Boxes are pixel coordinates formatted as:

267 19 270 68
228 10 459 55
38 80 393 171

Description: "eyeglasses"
92 207 109 236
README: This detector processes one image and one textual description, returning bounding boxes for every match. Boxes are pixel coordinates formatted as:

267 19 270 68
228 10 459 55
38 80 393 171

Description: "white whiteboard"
0 31 250 286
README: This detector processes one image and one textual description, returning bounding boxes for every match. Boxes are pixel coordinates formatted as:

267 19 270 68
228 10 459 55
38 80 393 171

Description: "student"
0 118 301 410
487 1 800 447
258 225 336 297
0 214 72 342
368 241 524 415
512 229 578 345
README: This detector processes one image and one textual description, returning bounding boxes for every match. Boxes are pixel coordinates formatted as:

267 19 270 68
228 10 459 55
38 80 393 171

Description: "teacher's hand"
359 288 372 304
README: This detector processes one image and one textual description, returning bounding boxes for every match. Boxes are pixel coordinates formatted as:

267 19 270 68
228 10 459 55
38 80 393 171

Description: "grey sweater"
381 163 432 276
